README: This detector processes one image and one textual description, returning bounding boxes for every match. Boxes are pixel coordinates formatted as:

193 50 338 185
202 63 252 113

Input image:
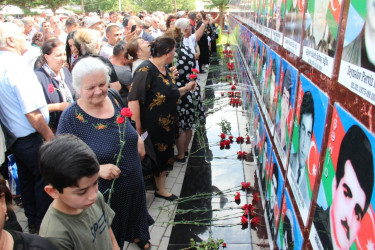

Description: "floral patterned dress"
128 60 181 173
57 95 154 248
175 44 205 131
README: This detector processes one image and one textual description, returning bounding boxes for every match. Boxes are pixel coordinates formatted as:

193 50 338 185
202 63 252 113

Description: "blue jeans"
10 133 52 228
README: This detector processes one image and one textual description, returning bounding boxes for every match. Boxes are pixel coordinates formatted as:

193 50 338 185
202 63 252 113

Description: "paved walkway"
13 70 209 250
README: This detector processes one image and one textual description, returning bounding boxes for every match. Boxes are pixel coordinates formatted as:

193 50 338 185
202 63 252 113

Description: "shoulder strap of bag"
108 88 126 108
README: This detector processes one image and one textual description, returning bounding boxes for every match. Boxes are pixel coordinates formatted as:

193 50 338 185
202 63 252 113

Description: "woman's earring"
5 212 8 221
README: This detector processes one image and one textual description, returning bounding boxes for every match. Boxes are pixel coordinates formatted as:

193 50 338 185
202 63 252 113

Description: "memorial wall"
226 0 375 248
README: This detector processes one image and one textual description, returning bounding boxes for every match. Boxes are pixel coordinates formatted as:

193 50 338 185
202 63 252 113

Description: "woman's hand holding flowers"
99 164 121 180
187 81 197 91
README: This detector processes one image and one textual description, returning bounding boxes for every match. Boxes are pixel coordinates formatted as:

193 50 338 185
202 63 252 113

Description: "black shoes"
175 156 185 164
154 192 178 201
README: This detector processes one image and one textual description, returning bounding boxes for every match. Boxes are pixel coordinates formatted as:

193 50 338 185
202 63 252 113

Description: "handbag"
108 88 157 189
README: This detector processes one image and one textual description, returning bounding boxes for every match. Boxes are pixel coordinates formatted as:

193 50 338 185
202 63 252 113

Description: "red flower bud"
222 242 227 248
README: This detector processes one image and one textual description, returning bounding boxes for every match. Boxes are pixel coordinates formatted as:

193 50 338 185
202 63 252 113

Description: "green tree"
135 0 195 13
37 0 70 14
68 0 117 13
204 0 229 27
1 0 70 14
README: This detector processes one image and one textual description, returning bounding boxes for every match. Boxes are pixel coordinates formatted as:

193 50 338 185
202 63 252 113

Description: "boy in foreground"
38 134 120 250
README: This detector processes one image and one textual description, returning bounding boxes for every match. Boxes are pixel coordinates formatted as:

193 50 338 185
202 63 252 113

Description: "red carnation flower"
241 215 248 226
243 208 248 217
242 204 248 211
253 192 260 202
48 84 55 93
224 139 231 146
220 141 225 148
192 68 199 74
241 182 251 190
234 192 240 201
231 85 236 90
116 116 125 124
229 135 233 141
251 216 260 228
220 133 226 139
189 74 197 80
121 107 133 117
222 242 227 248
236 136 244 143
249 205 255 217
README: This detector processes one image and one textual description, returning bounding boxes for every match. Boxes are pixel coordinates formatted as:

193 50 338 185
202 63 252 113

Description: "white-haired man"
0 22 53 234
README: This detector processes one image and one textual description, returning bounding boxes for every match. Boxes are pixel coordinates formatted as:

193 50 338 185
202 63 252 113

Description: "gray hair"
174 18 191 33
74 28 101 55
72 57 110 94
0 22 23 48
128 16 142 26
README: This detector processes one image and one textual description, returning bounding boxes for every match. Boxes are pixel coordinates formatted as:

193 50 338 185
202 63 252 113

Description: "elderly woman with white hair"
174 17 209 72
73 28 121 92
57 57 154 250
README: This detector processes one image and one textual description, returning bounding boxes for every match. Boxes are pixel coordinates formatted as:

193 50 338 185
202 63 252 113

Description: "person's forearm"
25 109 54 141
128 100 141 134
178 86 189 97
109 227 120 250
47 102 69 112
195 23 206 42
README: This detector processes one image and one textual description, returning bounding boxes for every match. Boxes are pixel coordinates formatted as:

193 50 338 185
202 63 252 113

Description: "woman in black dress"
128 36 197 201
196 12 210 72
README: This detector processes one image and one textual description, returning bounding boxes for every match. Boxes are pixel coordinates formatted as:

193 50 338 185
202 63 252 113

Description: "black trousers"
10 133 52 228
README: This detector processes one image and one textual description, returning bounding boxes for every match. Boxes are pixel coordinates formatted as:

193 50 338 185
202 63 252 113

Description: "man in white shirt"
100 25 122 59
150 16 163 38
0 22 54 233
175 18 209 71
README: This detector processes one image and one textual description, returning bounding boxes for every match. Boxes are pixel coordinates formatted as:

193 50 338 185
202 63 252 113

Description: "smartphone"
131 24 136 32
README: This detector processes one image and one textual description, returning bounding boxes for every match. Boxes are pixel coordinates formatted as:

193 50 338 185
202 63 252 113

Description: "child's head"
40 134 99 192
39 134 100 211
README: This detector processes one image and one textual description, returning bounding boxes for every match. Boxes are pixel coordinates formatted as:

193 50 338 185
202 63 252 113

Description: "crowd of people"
0 9 221 250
